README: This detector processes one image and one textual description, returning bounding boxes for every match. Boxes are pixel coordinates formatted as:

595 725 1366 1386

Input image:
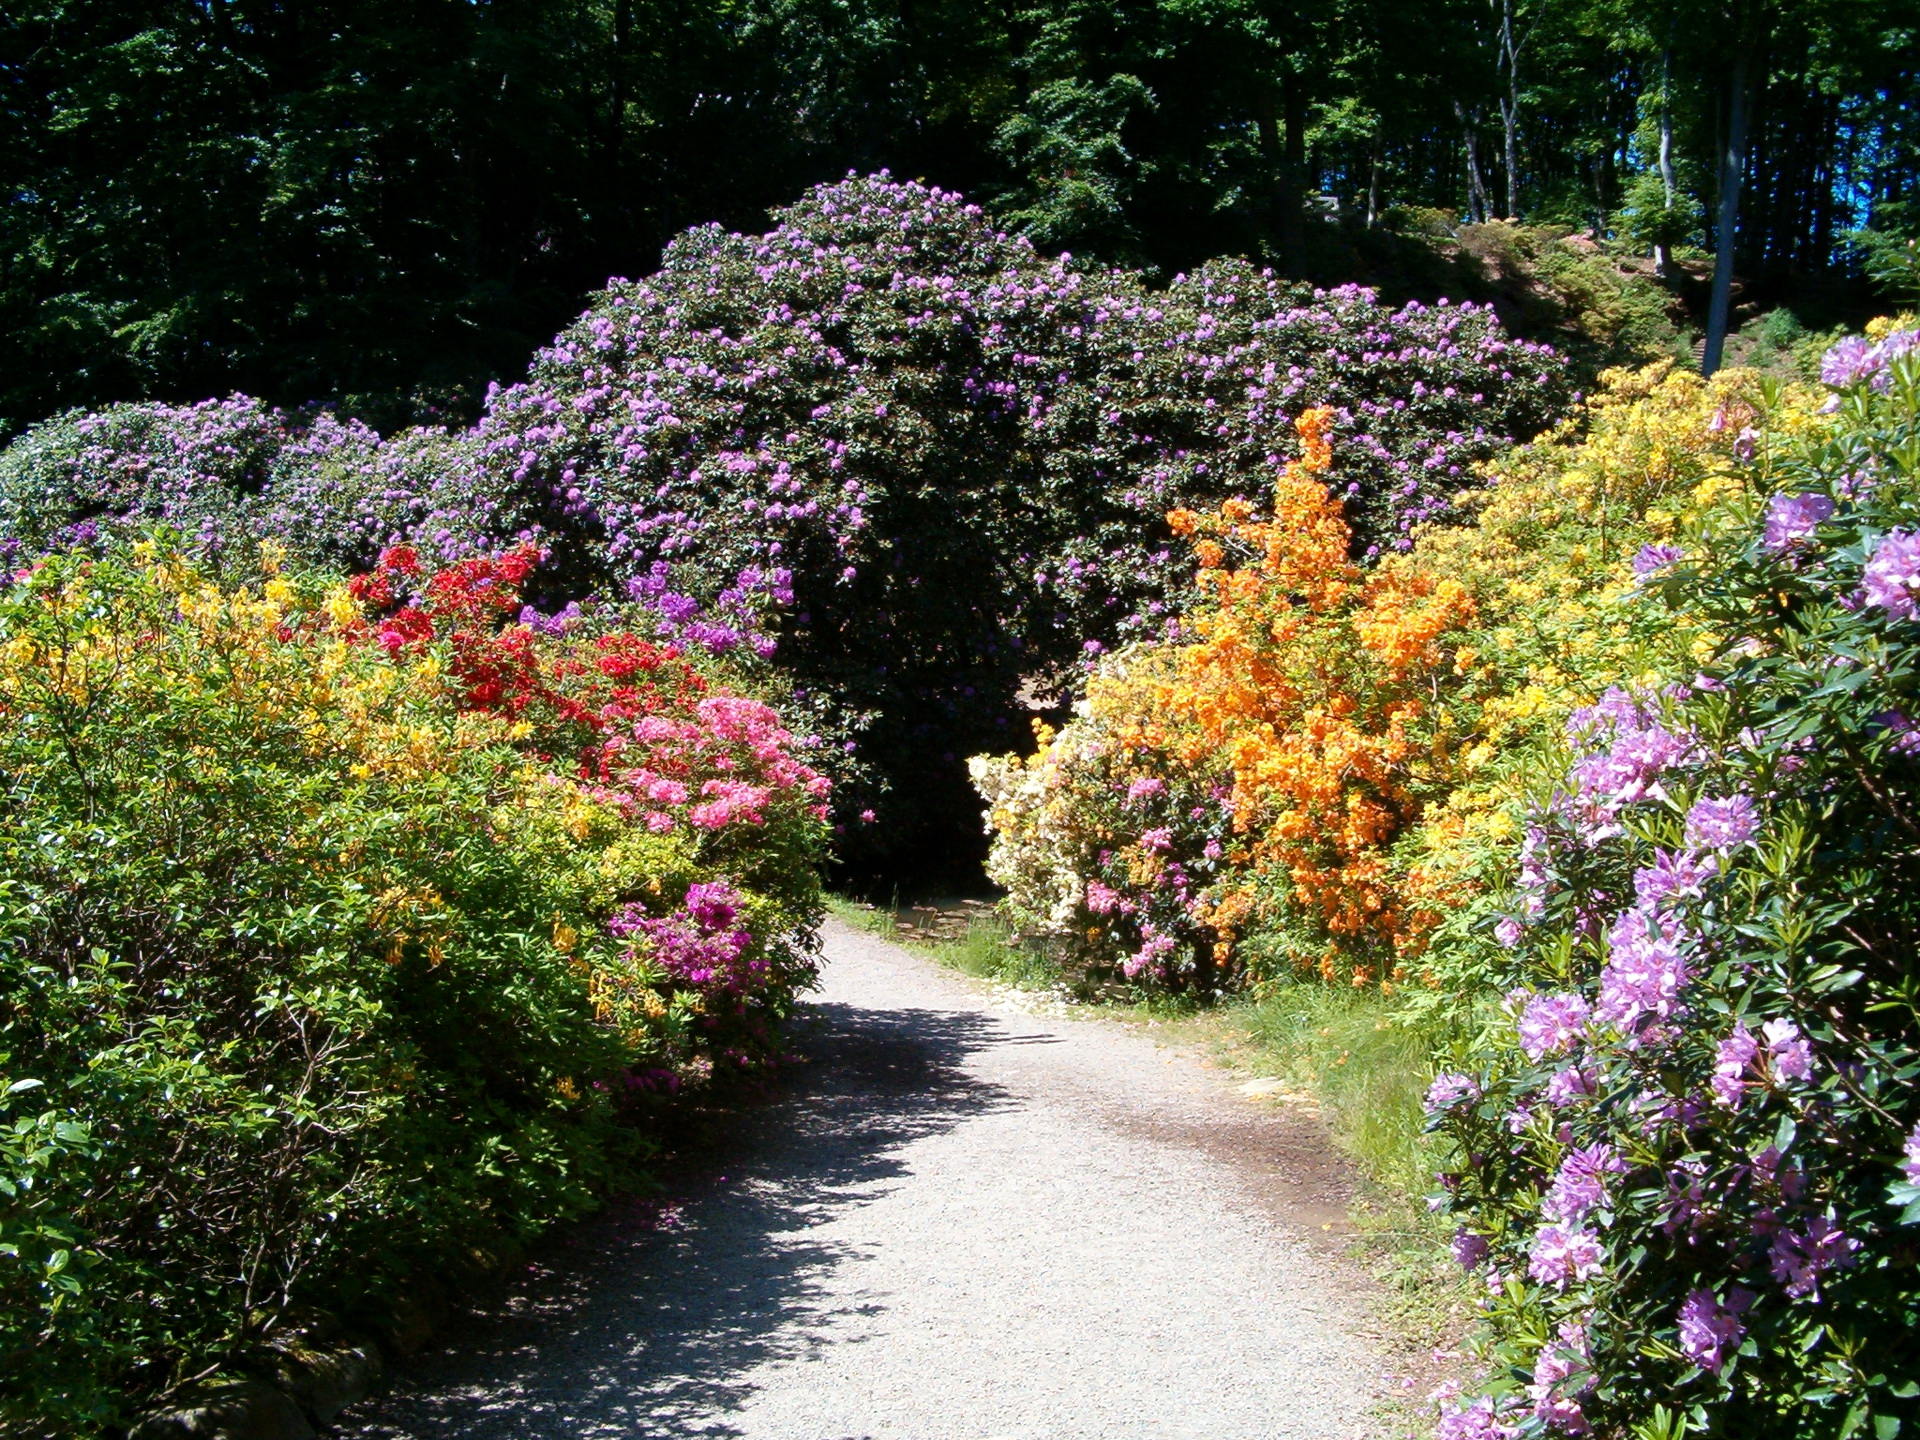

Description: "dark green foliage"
4 0 1915 439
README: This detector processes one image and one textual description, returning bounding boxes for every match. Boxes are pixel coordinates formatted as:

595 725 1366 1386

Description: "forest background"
5 0 1918 442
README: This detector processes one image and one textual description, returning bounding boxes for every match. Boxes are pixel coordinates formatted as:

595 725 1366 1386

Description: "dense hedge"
0 539 824 1433
0 175 1569 877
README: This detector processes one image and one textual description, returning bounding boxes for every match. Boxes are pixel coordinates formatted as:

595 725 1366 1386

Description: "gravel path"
338 918 1389 1440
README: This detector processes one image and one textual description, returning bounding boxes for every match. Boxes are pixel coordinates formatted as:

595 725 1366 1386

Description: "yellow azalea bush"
975 366 1835 995
0 540 825 1432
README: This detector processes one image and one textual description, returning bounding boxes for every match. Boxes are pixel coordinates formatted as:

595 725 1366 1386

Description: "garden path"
337 918 1389 1440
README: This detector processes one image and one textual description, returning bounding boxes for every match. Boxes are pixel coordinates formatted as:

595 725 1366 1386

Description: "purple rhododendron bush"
0 174 1568 875
1428 337 1920 1438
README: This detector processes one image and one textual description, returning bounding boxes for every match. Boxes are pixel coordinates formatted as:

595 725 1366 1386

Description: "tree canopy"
4 0 1916 433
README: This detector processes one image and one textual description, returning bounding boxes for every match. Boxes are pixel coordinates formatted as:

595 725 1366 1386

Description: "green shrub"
0 540 824 1433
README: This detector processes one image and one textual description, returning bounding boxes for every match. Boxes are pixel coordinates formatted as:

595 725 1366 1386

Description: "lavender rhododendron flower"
1768 1216 1861 1299
1633 847 1716 910
1518 992 1591 1060
1527 1321 1593 1435
1544 1064 1597 1106
1541 1144 1627 1223
1677 1287 1751 1374
1528 1224 1605 1288
1632 542 1683 576
1903 1121 1920 1186
1596 905 1691 1029
1685 793 1758 850
1762 1018 1814 1081
1762 492 1835 551
1712 1024 1760 1106
1452 1228 1490 1270
1425 1072 1481 1114
1822 335 1877 388
1863 530 1920 621
1436 1396 1520 1440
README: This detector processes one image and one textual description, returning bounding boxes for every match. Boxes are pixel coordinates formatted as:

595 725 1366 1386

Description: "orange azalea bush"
976 366 1837 995
977 411 1479 988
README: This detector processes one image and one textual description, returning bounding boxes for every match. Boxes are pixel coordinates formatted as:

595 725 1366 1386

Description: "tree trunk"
1655 47 1675 276
1366 136 1381 229
1266 66 1308 272
1702 43 1753 377
1498 0 1520 219
1454 99 1491 224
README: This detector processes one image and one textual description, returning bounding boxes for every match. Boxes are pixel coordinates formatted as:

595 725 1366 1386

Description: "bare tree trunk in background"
1265 65 1308 272
1703 43 1753 377
1497 0 1521 218
1367 136 1381 228
1655 45 1675 276
1455 99 1491 223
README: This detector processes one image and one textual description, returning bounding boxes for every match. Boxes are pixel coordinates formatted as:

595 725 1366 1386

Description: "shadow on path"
340 998 1015 1439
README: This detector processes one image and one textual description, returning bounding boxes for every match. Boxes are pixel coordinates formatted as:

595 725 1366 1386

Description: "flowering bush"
1428 336 1920 1437
0 175 1569 872
976 410 1482 990
0 538 823 1433
971 646 1238 993
974 367 1837 1002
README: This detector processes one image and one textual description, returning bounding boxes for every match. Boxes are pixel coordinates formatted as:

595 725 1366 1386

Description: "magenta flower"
1596 905 1691 1029
1633 848 1716 909
1768 1216 1860 1299
1821 335 1876 387
1452 1228 1490 1270
1544 1064 1597 1106
1676 1287 1752 1374
1542 1144 1627 1223
1762 1019 1814 1082
1528 1320 1593 1434
1436 1396 1521 1440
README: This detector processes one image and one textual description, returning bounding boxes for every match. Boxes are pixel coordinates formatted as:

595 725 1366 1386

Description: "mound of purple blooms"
0 173 1568 868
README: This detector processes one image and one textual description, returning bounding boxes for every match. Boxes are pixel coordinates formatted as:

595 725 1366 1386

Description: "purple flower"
1596 905 1691 1030
1863 530 1920 622
1452 1228 1490 1270
1762 492 1834 551
1425 1072 1481 1114
1633 848 1716 910
1494 915 1524 948
1685 793 1759 850
1874 710 1920 755
1527 1224 1605 1288
1125 775 1167 804
1544 1064 1597 1107
1518 992 1591 1061
1822 335 1876 387
1541 1144 1627 1223
1528 1321 1593 1435
1677 1287 1751 1374
1712 1024 1760 1107
1768 1216 1860 1299
1762 1018 1814 1082
1436 1396 1520 1440
1902 1119 1920 1186
1633 542 1683 576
